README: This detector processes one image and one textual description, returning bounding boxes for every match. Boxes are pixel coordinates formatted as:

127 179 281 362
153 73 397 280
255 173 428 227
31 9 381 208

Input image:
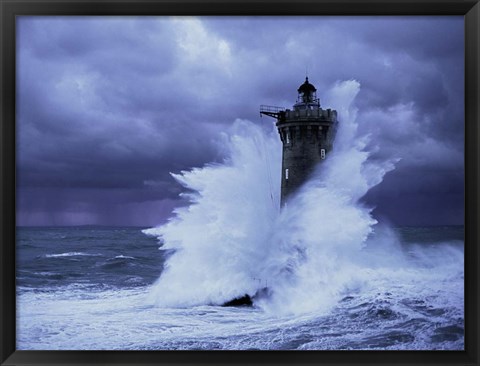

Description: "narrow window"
285 168 289 180
286 132 290 144
320 149 326 159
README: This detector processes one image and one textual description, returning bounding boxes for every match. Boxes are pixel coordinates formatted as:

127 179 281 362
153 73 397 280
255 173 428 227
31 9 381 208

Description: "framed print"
1 0 479 365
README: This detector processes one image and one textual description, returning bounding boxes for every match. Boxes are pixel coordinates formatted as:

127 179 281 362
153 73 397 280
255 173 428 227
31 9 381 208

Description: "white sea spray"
144 80 463 319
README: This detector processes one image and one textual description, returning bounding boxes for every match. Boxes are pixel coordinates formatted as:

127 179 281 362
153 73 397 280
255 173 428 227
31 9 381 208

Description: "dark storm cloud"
17 17 223 191
364 164 464 226
17 187 185 226
17 16 464 226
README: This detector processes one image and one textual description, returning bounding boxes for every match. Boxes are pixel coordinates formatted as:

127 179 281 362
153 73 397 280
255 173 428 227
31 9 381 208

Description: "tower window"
285 168 289 180
286 133 290 144
320 149 326 159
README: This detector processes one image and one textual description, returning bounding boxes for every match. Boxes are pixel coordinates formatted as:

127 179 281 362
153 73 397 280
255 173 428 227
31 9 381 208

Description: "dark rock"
222 294 253 307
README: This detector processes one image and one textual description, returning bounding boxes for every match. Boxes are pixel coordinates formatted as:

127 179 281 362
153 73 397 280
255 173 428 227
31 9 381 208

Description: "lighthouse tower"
260 77 338 204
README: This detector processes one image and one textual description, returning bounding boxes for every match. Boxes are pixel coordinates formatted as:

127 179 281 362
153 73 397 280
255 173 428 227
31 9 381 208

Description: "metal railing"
260 105 285 114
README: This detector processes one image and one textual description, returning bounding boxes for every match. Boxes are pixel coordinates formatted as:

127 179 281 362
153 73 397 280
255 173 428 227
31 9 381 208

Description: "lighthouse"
260 77 338 204
223 78 338 307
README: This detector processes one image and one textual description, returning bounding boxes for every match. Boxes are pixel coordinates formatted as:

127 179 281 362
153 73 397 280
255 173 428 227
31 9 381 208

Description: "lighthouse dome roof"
297 77 317 93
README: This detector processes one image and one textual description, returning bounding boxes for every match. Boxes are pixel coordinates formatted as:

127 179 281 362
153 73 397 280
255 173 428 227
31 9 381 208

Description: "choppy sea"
16 225 464 350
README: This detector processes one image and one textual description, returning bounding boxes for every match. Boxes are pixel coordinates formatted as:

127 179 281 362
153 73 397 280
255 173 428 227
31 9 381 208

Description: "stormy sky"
16 16 464 227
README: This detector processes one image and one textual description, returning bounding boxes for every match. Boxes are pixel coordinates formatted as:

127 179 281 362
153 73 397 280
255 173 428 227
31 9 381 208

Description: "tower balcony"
280 107 337 124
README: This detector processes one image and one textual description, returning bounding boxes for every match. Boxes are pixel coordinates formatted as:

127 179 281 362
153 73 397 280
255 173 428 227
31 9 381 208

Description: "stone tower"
260 77 338 204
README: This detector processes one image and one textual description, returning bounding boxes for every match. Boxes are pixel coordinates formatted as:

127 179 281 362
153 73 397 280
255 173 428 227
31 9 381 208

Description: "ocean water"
16 225 464 350
16 80 464 350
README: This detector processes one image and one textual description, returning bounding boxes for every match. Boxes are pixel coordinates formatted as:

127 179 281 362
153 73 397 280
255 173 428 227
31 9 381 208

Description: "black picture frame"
1 1 479 365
